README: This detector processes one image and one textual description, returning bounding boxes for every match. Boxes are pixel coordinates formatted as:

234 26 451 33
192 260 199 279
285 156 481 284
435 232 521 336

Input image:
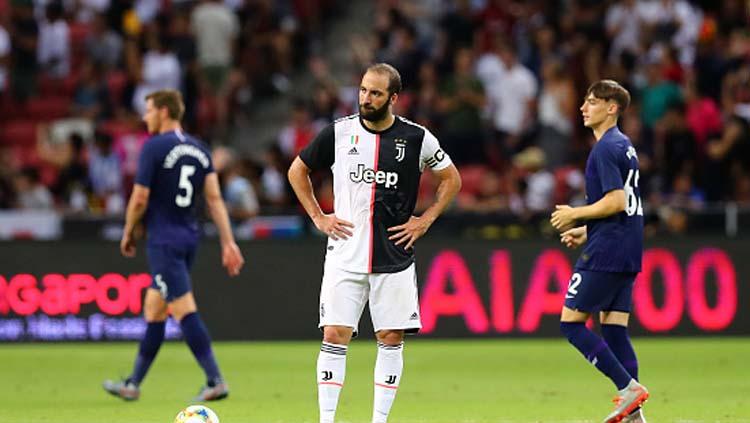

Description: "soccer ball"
174 405 220 423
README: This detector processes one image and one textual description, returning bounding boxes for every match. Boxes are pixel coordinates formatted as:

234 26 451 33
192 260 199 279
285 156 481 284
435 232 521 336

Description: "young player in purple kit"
103 90 244 402
551 80 649 423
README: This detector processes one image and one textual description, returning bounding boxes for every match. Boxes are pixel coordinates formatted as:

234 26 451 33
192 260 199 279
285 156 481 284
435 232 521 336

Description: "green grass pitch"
2 338 748 422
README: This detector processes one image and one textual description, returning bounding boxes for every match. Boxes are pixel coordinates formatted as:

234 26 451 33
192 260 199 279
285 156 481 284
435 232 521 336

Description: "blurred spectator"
683 79 722 149
479 39 538 160
379 23 423 90
0 147 18 209
437 47 485 164
605 0 643 65
72 61 112 121
132 31 181 115
13 166 54 210
639 0 701 65
665 171 705 210
438 0 477 61
85 12 123 70
653 101 696 194
514 147 554 213
9 0 39 100
169 11 199 131
278 100 317 161
411 61 440 128
112 122 149 190
640 56 682 130
88 131 123 215
457 170 506 213
222 158 259 221
75 0 111 23
191 0 239 137
0 18 9 96
536 57 576 169
261 145 290 207
37 1 70 78
37 128 90 212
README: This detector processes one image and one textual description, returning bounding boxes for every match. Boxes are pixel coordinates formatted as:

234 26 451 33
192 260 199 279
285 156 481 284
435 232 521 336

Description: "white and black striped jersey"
300 114 452 274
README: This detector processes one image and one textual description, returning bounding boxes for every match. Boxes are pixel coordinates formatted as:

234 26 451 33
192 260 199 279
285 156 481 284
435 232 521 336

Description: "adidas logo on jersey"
350 164 399 188
349 147 359 155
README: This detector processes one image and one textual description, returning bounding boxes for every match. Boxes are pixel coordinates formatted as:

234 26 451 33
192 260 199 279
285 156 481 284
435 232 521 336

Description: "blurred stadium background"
0 0 748 422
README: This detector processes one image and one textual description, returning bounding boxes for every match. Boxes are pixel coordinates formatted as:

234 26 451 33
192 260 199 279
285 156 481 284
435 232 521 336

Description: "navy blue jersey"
576 126 643 273
135 129 213 246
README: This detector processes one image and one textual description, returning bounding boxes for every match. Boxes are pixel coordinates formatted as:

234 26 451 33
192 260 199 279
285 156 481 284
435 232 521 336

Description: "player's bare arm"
388 163 461 250
121 184 150 258
287 156 354 240
551 189 625 231
560 225 587 249
204 172 245 276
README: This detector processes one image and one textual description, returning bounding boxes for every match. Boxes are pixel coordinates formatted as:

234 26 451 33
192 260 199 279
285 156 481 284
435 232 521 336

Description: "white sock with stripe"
372 342 404 423
317 342 347 423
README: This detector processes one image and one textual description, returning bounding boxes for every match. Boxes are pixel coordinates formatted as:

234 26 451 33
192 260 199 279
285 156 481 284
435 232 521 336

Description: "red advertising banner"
0 238 747 340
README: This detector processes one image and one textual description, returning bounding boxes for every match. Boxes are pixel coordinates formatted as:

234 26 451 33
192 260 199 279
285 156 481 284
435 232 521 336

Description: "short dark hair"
586 80 631 115
145 89 185 120
366 63 402 96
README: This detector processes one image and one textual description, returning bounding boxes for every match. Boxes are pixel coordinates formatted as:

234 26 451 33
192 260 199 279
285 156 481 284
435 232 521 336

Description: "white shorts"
318 262 421 335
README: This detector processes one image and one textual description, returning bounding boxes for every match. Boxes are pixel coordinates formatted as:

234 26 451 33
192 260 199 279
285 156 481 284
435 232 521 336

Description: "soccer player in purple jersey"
551 80 649 423
103 90 244 402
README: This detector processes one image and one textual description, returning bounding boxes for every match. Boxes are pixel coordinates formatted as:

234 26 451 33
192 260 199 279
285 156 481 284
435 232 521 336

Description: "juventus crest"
395 138 407 162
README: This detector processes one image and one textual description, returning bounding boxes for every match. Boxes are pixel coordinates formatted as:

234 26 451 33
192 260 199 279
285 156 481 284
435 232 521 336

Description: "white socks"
372 342 404 423
317 341 404 423
317 342 348 423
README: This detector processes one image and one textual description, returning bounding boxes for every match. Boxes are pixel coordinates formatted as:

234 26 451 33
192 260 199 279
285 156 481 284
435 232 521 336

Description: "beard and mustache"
359 99 391 122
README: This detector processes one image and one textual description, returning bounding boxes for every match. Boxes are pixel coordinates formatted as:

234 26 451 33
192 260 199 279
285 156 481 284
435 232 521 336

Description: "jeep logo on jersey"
350 164 399 188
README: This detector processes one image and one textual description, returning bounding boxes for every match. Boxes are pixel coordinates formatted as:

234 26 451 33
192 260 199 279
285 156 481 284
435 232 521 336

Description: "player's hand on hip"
222 242 244 277
120 232 136 257
551 205 577 232
560 226 586 249
313 214 354 241
388 215 430 250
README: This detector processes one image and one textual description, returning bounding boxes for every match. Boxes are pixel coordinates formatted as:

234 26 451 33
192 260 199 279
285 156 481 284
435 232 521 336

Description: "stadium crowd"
1 0 749 231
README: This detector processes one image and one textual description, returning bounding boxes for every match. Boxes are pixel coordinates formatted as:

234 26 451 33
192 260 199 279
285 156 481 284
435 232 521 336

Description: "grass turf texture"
2 338 747 423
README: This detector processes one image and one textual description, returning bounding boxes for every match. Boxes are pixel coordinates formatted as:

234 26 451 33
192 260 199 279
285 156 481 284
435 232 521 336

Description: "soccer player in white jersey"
288 63 462 423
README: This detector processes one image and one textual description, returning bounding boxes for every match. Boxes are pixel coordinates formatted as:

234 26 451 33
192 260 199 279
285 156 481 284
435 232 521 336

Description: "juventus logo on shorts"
385 375 397 384
321 371 333 381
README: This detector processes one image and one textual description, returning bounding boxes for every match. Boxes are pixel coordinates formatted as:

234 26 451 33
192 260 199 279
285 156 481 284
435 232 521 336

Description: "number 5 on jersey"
176 165 196 207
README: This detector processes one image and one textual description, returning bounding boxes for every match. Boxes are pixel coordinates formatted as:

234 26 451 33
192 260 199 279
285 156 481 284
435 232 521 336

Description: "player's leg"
600 277 649 422
130 288 169 383
318 325 354 423
170 291 228 401
368 263 420 423
103 242 173 401
371 329 405 423
560 271 633 392
600 276 639 382
317 265 369 423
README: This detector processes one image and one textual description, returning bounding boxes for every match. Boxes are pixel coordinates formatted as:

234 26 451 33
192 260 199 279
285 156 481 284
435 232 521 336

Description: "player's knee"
375 330 404 346
322 326 353 345
143 299 168 322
